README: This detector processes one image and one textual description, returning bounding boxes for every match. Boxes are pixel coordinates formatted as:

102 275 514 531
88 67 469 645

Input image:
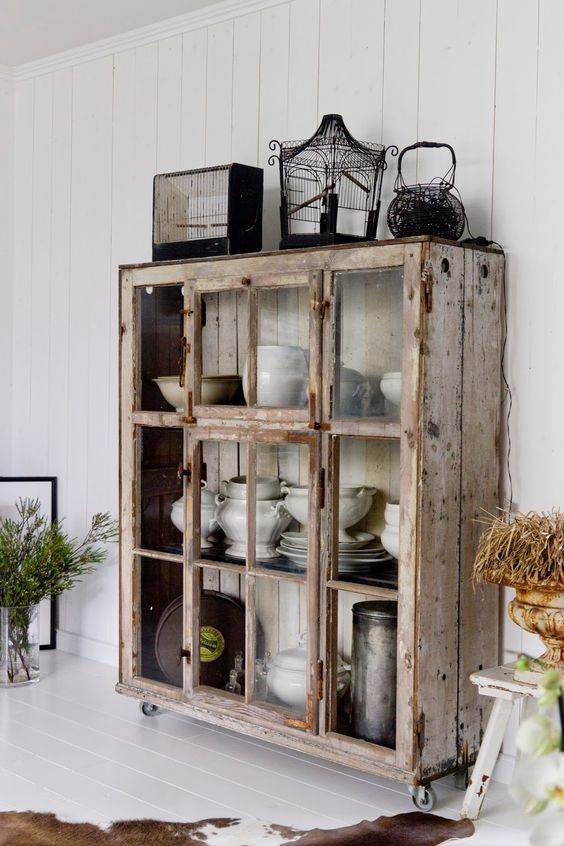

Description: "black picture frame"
0 476 58 649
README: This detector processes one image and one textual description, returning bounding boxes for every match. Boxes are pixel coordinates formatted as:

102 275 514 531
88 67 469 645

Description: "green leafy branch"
0 498 118 608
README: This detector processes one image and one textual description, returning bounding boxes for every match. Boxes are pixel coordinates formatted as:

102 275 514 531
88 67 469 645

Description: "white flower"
517 715 561 757
510 753 564 815
530 813 564 846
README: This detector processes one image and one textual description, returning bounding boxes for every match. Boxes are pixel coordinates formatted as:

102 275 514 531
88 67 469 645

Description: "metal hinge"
316 659 324 701
318 468 325 510
311 294 329 320
422 260 433 312
182 463 192 482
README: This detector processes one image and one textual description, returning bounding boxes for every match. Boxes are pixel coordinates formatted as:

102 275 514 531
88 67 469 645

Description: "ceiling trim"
13 0 285 81
0 66 15 81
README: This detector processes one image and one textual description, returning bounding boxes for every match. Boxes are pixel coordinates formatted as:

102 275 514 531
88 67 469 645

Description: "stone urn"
508 585 564 672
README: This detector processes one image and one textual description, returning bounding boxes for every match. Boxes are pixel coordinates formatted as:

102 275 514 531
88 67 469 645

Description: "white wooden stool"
461 664 541 820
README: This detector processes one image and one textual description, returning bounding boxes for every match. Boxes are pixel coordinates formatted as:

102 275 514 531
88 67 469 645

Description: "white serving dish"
214 494 292 559
267 633 350 710
221 475 283 501
153 376 184 411
380 371 402 407
281 483 377 542
170 482 219 548
243 345 309 407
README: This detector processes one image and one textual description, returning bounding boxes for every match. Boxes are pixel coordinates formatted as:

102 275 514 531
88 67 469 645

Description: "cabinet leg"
460 697 515 820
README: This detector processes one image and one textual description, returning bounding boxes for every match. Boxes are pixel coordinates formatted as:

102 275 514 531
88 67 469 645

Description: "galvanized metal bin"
351 600 397 747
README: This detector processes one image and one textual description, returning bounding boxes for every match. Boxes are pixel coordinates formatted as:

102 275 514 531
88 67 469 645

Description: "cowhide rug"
0 811 474 845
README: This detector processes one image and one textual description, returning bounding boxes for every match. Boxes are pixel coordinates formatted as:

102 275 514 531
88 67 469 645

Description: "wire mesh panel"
269 115 396 249
153 164 263 261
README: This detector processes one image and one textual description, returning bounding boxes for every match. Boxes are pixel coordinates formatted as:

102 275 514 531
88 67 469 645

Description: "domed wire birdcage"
269 114 397 249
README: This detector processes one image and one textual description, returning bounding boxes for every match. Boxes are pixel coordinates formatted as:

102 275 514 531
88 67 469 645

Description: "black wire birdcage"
269 114 397 250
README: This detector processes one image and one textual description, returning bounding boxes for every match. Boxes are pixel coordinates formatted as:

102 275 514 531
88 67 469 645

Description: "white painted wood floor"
0 651 537 844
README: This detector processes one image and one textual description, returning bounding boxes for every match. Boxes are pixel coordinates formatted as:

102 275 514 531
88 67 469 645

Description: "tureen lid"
271 633 307 671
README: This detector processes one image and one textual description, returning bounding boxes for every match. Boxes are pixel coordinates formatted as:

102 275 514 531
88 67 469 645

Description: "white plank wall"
6 0 564 737
0 75 14 470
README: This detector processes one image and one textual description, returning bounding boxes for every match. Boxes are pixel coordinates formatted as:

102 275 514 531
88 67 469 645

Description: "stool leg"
460 697 515 820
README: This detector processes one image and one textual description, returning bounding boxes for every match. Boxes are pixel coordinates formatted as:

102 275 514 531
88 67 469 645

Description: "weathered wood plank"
457 247 503 766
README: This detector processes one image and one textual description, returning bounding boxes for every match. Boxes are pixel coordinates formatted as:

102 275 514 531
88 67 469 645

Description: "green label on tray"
200 625 225 663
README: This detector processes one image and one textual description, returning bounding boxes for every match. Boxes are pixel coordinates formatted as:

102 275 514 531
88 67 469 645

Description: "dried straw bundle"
474 510 564 587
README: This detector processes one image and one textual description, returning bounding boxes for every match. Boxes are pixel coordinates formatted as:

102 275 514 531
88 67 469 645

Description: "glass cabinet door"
185 432 320 730
330 267 403 421
134 282 186 413
191 273 321 424
133 426 184 689
322 434 402 756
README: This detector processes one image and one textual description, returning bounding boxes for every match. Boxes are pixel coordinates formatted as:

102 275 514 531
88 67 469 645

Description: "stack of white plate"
276 530 393 575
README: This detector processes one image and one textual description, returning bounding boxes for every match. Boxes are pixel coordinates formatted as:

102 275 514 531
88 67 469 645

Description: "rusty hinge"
308 391 320 430
185 392 196 425
316 659 324 701
422 260 433 312
318 467 325 510
416 711 426 755
311 293 329 319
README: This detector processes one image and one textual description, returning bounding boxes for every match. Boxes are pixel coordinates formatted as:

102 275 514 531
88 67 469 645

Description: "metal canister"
351 600 397 747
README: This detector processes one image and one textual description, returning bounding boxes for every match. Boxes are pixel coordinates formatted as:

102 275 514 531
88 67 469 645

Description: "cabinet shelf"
119 238 503 789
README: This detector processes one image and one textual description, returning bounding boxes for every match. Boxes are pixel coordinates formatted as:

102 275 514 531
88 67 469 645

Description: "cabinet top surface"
119 235 503 272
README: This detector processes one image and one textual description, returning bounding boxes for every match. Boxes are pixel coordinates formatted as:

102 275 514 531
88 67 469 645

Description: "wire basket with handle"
386 141 465 240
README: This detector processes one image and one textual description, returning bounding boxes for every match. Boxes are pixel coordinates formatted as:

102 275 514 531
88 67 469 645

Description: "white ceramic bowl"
214 495 292 558
281 484 377 542
380 372 402 407
221 475 283 501
243 345 308 407
381 501 400 559
153 376 184 411
200 375 241 404
153 374 242 410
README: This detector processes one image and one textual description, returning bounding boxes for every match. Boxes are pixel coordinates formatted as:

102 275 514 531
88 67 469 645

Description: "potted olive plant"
0 498 117 686
474 510 564 674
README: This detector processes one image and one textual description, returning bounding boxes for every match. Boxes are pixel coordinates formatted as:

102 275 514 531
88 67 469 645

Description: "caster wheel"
409 785 436 812
454 768 470 790
139 701 161 717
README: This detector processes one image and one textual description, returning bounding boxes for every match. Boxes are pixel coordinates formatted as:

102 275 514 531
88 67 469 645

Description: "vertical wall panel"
259 3 290 251
418 0 497 236
0 77 14 471
181 27 207 167
47 68 73 504
287 0 319 138
232 13 261 163
156 35 183 172
58 56 115 646
29 74 54 474
380 0 421 235
11 79 34 471
206 20 234 164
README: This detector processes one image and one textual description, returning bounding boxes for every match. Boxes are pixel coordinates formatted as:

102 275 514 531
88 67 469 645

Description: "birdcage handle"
396 141 457 189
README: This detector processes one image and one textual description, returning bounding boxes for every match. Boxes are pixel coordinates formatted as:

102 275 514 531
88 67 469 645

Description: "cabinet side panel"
458 249 503 765
416 243 464 779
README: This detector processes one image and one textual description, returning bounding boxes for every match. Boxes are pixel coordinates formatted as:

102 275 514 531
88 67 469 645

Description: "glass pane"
255 575 308 722
334 267 403 419
247 287 309 409
196 567 245 694
139 427 183 554
198 439 248 564
198 290 245 406
139 556 183 687
255 441 311 575
136 284 184 412
328 589 398 748
333 437 400 586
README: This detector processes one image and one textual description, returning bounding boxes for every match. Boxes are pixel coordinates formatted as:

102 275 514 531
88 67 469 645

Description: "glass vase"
0 604 40 686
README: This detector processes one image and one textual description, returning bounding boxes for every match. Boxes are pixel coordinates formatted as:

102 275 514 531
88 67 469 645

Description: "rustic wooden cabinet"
117 237 503 808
